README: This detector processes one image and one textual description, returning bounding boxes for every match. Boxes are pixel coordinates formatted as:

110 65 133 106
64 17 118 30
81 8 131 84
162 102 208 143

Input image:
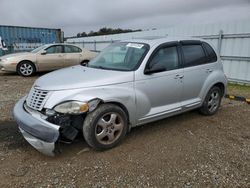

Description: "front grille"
26 87 49 111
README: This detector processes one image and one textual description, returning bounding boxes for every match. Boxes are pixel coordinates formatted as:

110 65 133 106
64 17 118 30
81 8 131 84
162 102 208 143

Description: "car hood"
33 65 134 91
0 52 31 59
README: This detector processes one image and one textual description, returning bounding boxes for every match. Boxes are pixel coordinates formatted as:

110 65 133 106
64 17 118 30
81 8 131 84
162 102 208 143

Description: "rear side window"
64 45 82 53
181 44 206 67
202 42 217 63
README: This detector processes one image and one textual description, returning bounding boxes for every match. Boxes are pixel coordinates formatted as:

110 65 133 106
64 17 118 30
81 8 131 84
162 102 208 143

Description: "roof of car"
49 43 78 46
45 43 83 49
123 36 207 47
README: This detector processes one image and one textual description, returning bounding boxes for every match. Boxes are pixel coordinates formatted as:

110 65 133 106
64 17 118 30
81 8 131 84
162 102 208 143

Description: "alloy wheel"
20 63 33 76
95 112 124 145
207 91 220 113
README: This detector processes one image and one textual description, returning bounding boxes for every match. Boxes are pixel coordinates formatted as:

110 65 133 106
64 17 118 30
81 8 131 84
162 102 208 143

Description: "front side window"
88 42 149 71
148 46 179 71
46 45 63 54
182 44 206 67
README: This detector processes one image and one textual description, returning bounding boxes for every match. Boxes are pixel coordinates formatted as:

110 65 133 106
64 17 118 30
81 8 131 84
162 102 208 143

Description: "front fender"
44 82 137 125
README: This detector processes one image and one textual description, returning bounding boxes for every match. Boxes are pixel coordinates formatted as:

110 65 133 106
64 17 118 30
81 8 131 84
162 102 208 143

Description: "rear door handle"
206 69 213 73
174 74 184 79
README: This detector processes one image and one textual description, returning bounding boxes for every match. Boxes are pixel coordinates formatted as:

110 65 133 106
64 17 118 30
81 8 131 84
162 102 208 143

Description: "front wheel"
17 61 36 77
83 104 128 150
199 86 222 116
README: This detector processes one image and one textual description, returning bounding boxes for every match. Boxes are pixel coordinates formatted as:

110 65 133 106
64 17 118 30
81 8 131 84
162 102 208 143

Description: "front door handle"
206 69 213 73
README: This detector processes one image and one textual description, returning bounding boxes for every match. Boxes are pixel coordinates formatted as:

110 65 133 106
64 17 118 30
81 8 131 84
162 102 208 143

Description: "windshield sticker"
126 43 144 49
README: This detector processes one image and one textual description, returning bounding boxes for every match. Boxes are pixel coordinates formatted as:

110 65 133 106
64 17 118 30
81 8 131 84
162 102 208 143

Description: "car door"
135 42 184 125
180 40 217 109
36 45 65 71
64 45 82 67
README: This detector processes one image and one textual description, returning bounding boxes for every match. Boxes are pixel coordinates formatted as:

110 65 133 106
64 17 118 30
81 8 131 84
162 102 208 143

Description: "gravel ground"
0 71 249 188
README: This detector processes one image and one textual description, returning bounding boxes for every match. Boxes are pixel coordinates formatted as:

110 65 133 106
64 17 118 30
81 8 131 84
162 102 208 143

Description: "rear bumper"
13 97 60 156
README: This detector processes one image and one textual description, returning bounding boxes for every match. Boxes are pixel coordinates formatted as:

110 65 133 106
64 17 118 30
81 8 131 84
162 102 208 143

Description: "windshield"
88 42 149 71
31 44 49 53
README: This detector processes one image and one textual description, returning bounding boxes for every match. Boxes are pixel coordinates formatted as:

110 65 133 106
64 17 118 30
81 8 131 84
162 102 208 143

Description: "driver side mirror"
144 64 166 75
41 50 47 55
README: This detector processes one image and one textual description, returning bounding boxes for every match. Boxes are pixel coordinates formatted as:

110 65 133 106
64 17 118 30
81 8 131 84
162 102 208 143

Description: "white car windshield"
88 42 149 71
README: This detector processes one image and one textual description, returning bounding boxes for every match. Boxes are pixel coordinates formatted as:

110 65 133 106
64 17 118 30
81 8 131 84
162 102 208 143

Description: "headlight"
54 101 89 115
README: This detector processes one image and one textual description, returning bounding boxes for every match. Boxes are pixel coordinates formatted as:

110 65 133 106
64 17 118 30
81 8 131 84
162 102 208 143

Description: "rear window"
203 42 217 63
182 44 207 67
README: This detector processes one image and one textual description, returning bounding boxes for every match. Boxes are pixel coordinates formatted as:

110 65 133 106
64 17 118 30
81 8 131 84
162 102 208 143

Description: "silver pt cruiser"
13 37 227 156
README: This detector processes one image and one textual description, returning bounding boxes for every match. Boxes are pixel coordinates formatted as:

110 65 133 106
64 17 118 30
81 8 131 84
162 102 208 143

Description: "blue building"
0 25 63 56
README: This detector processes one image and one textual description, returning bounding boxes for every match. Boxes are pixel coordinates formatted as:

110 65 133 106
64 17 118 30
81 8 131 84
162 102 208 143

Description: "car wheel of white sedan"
17 61 36 77
83 104 128 150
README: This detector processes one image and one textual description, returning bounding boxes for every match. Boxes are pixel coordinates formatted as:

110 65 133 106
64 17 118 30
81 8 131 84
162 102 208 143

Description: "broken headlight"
54 101 89 115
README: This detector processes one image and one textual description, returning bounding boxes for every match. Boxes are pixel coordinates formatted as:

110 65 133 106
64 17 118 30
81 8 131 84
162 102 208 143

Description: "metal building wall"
0 25 62 55
67 20 250 84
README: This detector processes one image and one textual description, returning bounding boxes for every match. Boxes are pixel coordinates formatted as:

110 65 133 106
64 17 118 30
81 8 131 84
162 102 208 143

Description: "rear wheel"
17 61 36 77
199 86 222 115
83 104 128 150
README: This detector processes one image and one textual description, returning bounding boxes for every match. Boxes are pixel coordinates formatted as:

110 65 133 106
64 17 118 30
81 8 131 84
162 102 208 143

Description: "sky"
0 0 250 37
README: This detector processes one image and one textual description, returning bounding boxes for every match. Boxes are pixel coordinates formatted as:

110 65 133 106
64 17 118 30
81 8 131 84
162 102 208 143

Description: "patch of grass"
228 83 250 92
227 83 250 97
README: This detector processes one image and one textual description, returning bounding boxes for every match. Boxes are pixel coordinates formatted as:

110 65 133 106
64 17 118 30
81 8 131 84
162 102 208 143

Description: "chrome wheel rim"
208 91 220 113
20 63 33 76
95 112 124 145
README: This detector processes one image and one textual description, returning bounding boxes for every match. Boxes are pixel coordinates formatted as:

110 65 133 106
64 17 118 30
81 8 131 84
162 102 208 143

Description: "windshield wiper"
89 65 110 70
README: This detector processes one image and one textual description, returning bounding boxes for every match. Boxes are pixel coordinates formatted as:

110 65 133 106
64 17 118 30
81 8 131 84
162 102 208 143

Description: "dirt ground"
0 71 249 188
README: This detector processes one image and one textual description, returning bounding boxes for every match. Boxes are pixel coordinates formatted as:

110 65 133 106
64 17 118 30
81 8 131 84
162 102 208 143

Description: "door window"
46 45 63 54
148 46 179 72
181 44 206 67
64 45 82 53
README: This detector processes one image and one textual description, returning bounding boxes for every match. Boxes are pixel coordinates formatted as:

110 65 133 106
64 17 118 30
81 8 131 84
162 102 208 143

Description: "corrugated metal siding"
67 20 250 83
67 20 250 42
0 25 62 55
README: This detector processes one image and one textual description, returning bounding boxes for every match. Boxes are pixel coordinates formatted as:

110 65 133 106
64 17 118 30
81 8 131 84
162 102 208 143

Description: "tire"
80 60 89 66
199 86 222 116
17 61 36 77
83 104 128 150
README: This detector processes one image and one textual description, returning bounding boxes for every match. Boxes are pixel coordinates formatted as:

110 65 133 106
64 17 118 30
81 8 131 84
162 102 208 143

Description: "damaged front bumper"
13 97 60 156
